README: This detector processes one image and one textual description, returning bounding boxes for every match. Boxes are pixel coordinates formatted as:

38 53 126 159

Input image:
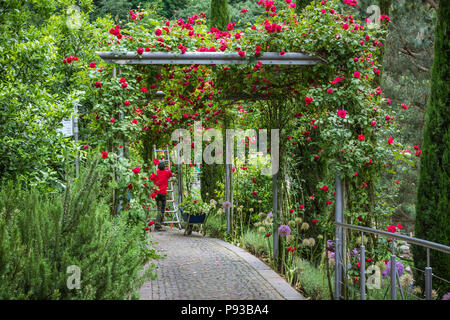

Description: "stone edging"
207 237 304 300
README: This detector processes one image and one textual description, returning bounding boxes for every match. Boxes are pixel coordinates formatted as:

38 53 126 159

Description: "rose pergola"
89 0 408 280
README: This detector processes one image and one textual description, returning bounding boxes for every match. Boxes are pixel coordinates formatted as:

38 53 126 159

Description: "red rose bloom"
101 151 108 159
387 225 397 233
337 110 347 118
132 167 141 174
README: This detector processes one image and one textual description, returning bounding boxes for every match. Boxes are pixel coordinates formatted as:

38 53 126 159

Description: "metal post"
272 171 279 265
334 172 343 300
390 243 397 300
425 267 432 300
425 248 432 300
177 152 183 205
360 232 366 300
225 131 231 235
73 103 79 178
118 66 125 159
111 66 122 214
396 268 405 300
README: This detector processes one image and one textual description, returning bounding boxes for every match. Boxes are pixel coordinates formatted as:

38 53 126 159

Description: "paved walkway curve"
139 228 304 300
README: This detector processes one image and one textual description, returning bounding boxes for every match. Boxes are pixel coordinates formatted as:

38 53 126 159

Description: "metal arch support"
96 51 322 66
334 172 344 300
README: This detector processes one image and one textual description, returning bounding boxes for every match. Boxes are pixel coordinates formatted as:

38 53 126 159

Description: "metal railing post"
425 248 432 300
360 232 366 300
225 130 231 235
425 267 432 300
334 172 343 300
396 269 405 300
390 242 397 300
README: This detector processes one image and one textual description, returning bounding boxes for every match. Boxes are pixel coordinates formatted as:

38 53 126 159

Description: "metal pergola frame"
95 50 450 301
97 50 336 293
96 51 322 65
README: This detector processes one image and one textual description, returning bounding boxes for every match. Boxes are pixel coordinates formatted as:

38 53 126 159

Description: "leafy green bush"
241 228 271 257
202 213 227 239
294 259 332 300
0 161 154 299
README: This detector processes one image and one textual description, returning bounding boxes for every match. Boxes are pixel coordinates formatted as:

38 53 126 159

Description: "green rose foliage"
86 0 417 239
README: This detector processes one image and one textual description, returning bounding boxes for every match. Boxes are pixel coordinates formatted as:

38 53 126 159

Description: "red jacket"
151 170 173 195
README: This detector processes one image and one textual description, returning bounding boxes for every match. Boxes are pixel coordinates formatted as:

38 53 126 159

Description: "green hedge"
0 162 154 299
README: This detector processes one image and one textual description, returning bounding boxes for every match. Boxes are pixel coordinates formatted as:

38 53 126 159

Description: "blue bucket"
179 207 207 224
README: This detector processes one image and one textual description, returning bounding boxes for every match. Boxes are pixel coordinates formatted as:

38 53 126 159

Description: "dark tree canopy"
210 0 230 30
414 0 450 295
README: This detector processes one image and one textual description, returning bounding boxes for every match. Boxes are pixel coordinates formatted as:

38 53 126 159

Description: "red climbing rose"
132 167 141 174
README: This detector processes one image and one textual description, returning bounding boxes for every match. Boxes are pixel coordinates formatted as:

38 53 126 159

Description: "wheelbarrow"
179 207 209 236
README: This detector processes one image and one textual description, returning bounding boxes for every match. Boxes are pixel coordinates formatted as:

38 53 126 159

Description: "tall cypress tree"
413 0 449 295
199 0 230 203
210 0 230 30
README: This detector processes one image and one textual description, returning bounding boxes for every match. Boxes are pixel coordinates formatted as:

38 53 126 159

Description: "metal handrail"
334 222 450 255
334 221 450 301
333 173 450 301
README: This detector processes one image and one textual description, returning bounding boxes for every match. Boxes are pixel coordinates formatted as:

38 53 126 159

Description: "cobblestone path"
139 228 303 300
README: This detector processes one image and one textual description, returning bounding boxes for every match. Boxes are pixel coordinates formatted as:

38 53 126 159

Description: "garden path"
139 228 304 300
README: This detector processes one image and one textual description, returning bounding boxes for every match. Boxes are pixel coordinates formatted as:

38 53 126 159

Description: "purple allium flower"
278 225 291 237
382 260 405 278
352 248 358 255
222 201 232 211
267 211 273 218
328 250 335 259
442 292 450 300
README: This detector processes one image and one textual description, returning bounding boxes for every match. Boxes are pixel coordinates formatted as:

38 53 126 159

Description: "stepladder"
150 144 182 229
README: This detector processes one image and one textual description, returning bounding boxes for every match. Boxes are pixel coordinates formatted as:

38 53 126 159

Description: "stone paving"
139 228 303 300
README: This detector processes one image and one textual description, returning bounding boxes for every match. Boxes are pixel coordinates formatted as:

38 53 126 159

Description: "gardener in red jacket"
150 161 173 231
